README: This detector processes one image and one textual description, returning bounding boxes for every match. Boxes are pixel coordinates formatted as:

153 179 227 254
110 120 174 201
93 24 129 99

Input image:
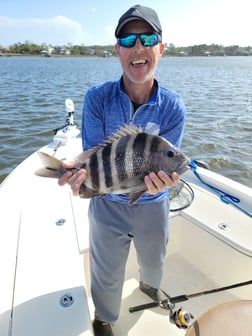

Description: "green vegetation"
1 41 252 57
165 43 252 56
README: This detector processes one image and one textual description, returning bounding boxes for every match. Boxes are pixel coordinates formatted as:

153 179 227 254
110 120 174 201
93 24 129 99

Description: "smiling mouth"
131 59 147 65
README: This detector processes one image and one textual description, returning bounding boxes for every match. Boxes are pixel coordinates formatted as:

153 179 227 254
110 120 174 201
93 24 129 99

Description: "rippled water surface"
0 56 251 186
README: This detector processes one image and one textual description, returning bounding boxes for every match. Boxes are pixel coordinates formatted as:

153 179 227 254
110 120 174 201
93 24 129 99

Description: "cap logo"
131 9 142 17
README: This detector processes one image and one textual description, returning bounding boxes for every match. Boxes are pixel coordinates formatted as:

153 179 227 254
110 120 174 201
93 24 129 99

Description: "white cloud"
161 0 251 47
0 16 88 46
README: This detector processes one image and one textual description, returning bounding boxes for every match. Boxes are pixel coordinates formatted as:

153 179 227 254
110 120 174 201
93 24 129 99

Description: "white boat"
1 100 251 336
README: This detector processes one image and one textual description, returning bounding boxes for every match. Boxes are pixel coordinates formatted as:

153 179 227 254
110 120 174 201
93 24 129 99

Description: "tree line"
2 41 252 56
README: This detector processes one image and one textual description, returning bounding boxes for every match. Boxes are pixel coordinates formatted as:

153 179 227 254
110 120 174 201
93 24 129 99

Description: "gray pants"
88 197 169 322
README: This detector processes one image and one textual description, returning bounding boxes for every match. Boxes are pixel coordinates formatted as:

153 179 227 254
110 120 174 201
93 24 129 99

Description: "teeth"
132 60 146 65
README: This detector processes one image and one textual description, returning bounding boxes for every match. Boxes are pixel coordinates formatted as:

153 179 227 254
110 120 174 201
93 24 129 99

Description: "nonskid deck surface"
104 216 252 336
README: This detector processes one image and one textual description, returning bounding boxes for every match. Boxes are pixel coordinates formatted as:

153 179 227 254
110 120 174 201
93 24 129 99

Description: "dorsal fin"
73 124 144 167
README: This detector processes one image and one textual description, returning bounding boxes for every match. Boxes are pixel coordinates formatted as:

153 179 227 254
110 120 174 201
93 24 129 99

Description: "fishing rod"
130 279 252 311
129 279 252 328
129 289 192 329
168 279 252 304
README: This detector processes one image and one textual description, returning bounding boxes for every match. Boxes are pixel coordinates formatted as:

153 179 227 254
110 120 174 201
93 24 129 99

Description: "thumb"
62 161 75 169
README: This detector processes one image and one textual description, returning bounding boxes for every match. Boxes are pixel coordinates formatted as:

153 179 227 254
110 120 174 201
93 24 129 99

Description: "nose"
133 37 144 51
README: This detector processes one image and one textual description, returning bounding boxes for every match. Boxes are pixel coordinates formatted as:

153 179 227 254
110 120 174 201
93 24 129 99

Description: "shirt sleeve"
81 86 105 150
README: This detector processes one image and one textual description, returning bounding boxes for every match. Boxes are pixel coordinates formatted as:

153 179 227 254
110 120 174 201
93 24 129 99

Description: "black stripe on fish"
132 132 148 174
102 143 113 188
148 135 163 171
115 134 130 181
89 152 100 191
150 135 161 153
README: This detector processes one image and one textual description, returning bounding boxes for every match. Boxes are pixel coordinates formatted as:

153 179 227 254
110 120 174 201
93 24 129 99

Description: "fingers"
58 161 87 196
58 161 75 186
161 171 180 186
144 171 180 195
68 169 87 196
58 170 74 186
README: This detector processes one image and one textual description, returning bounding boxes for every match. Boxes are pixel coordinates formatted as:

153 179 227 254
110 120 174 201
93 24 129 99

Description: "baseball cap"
115 4 162 38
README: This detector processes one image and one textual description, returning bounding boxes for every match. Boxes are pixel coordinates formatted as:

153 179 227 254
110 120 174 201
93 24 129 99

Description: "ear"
159 43 165 57
114 43 120 56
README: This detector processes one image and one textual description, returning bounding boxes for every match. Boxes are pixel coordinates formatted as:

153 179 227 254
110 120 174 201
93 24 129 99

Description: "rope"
190 160 252 218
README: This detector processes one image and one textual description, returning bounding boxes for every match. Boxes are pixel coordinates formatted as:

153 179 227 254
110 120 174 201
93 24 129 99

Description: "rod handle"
129 301 159 313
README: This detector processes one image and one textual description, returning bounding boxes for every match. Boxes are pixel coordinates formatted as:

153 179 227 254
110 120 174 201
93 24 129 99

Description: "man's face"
115 20 164 86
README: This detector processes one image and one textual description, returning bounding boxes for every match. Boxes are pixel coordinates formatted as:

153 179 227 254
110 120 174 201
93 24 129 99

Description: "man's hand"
58 162 87 196
144 171 179 195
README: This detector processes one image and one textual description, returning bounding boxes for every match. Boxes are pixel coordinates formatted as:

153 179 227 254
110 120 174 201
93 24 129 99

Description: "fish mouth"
176 159 191 175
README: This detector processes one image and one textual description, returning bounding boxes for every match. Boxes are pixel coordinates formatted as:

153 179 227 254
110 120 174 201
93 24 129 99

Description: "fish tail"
35 152 63 178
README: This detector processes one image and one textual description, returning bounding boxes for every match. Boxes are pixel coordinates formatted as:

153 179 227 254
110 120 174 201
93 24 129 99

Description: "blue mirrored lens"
142 34 159 46
119 34 137 47
118 33 160 48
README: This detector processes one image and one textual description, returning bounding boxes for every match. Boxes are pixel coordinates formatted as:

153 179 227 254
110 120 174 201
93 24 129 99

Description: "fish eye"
167 150 175 158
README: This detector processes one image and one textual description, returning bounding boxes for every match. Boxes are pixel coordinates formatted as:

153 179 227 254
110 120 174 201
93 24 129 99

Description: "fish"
35 125 190 204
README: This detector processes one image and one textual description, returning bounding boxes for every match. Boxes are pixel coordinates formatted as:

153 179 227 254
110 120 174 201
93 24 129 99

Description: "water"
0 56 251 187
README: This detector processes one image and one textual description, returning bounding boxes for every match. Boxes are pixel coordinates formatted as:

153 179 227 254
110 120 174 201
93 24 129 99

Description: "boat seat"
185 300 252 336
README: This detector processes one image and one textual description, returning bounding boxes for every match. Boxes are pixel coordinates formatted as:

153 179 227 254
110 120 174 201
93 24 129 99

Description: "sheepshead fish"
35 125 190 204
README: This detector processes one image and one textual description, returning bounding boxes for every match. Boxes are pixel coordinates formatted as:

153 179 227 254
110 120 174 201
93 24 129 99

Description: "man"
59 5 186 336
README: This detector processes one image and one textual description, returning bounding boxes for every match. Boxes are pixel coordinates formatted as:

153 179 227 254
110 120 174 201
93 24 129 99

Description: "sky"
0 0 251 47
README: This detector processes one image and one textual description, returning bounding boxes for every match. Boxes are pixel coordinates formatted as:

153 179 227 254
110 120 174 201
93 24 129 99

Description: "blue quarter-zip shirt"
81 77 186 204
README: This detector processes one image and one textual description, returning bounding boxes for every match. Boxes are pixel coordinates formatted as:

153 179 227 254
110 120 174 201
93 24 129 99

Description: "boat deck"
92 213 252 335
1 139 251 335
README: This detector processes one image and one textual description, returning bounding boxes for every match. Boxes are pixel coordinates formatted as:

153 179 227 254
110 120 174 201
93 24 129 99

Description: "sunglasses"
118 33 161 48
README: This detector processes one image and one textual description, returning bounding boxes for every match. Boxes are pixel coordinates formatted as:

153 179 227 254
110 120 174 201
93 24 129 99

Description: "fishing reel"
160 300 194 329
171 307 194 328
